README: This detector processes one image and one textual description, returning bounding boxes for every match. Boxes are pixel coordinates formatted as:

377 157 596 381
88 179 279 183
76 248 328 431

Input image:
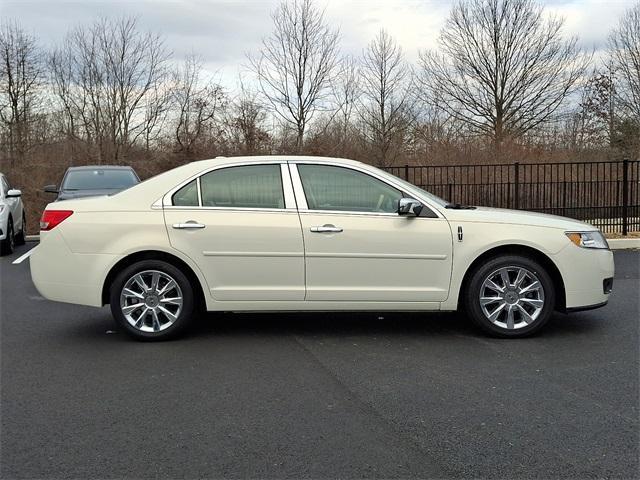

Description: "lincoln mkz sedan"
29 156 614 340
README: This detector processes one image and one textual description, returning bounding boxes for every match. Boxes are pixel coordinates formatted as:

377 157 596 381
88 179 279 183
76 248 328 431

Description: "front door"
164 163 305 301
292 163 453 302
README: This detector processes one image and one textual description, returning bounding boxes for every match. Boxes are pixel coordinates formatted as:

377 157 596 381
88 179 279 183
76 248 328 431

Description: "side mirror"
44 185 58 194
398 197 423 217
6 189 21 198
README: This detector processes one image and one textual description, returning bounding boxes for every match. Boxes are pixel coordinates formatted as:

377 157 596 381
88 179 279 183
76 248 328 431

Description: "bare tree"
0 20 43 168
171 55 226 157
419 0 589 148
50 16 170 163
609 2 640 121
249 0 340 151
330 55 360 155
359 29 414 166
227 79 269 154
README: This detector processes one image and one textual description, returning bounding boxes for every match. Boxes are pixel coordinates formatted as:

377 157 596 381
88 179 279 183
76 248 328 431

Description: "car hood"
440 205 597 231
56 189 121 201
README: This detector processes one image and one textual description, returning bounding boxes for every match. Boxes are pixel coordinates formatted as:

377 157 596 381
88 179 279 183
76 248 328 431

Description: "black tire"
464 254 555 338
109 260 195 341
0 218 14 256
14 213 26 246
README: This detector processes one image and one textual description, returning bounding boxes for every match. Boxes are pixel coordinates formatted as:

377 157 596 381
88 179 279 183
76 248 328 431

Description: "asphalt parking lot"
1 244 638 479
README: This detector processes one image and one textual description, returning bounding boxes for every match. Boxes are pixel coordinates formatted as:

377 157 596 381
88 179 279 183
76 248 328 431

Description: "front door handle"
172 221 206 230
310 224 343 233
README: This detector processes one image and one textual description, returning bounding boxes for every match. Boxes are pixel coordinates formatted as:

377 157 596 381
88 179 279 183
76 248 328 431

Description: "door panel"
163 163 304 302
165 209 305 301
299 213 453 302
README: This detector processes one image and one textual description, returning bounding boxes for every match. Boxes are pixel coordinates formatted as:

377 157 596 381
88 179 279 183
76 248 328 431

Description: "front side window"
297 164 403 213
200 164 285 209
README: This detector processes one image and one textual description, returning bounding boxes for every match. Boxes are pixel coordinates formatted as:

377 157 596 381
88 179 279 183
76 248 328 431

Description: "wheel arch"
101 250 207 311
458 244 566 312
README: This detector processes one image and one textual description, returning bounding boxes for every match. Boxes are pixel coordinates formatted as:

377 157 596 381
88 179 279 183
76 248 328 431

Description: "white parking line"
12 248 36 265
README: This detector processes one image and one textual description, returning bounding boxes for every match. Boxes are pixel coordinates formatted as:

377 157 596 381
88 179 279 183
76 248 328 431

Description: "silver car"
0 173 26 255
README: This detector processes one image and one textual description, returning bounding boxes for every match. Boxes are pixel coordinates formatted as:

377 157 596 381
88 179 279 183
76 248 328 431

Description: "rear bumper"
30 229 121 307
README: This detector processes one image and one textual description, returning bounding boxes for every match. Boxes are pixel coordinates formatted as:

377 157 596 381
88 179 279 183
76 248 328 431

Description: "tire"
0 218 14 256
110 260 195 341
14 213 26 246
464 255 555 338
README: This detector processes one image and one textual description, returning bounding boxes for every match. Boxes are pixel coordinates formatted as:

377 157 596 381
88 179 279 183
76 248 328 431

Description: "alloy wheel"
479 266 545 330
120 270 184 333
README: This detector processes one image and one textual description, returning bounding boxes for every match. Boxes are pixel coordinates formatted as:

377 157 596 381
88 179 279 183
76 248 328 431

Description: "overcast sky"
1 0 636 88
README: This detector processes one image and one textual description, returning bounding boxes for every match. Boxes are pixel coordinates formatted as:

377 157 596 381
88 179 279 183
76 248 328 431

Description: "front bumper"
0 207 8 241
554 243 615 310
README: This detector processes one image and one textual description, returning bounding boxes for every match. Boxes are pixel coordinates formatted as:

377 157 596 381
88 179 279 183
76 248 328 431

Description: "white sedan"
30 156 614 340
0 172 26 255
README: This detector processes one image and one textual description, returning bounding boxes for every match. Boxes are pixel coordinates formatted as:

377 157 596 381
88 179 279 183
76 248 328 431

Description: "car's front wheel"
465 255 555 337
14 213 26 246
110 260 195 341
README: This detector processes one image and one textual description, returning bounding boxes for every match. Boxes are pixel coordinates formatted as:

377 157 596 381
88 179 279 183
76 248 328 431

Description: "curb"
25 235 40 242
608 238 640 250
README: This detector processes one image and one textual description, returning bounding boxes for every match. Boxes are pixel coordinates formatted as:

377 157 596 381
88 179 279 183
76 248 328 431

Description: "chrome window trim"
161 206 299 214
162 161 295 211
288 161 443 218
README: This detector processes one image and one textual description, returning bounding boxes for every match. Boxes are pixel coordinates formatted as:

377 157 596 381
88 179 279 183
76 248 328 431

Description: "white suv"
0 173 26 255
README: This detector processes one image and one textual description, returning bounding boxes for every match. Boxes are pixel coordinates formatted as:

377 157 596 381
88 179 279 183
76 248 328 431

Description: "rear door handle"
172 221 206 230
310 224 343 233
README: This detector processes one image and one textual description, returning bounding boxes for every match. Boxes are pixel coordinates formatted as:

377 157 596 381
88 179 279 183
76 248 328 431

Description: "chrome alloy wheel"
479 266 545 330
119 270 184 333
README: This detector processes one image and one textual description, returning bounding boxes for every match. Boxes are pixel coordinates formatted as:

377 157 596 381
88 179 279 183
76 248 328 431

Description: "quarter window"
200 165 285 209
297 164 402 213
172 179 199 207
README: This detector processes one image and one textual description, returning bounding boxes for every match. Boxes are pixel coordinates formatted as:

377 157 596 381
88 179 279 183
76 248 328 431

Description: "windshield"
62 169 138 191
383 171 449 207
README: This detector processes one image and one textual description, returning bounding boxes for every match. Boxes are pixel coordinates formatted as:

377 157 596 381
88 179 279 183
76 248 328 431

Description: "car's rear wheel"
465 255 555 337
14 213 26 246
0 218 14 256
110 260 194 341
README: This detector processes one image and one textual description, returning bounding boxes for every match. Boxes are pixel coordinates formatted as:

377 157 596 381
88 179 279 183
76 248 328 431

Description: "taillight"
40 210 73 231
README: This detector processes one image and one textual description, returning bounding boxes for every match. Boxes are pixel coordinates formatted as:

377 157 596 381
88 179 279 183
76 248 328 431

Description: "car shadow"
61 306 607 344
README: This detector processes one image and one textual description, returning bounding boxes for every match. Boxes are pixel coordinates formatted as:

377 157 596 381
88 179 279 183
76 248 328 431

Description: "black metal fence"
382 160 640 234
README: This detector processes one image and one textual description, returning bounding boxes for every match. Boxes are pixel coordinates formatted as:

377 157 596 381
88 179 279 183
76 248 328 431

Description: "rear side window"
172 179 199 207
200 165 284 209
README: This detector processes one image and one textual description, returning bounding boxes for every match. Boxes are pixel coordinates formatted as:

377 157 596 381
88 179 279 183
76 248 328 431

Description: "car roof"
66 165 135 171
189 155 366 169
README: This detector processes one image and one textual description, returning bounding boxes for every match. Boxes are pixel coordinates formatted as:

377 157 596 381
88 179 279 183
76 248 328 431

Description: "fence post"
514 162 520 210
404 164 409 181
622 158 629 236
448 183 453 203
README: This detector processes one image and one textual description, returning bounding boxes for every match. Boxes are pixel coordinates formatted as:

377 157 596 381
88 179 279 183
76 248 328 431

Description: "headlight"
565 231 609 249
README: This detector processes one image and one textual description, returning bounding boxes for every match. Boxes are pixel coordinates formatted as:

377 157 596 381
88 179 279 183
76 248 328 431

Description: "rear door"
164 163 305 301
